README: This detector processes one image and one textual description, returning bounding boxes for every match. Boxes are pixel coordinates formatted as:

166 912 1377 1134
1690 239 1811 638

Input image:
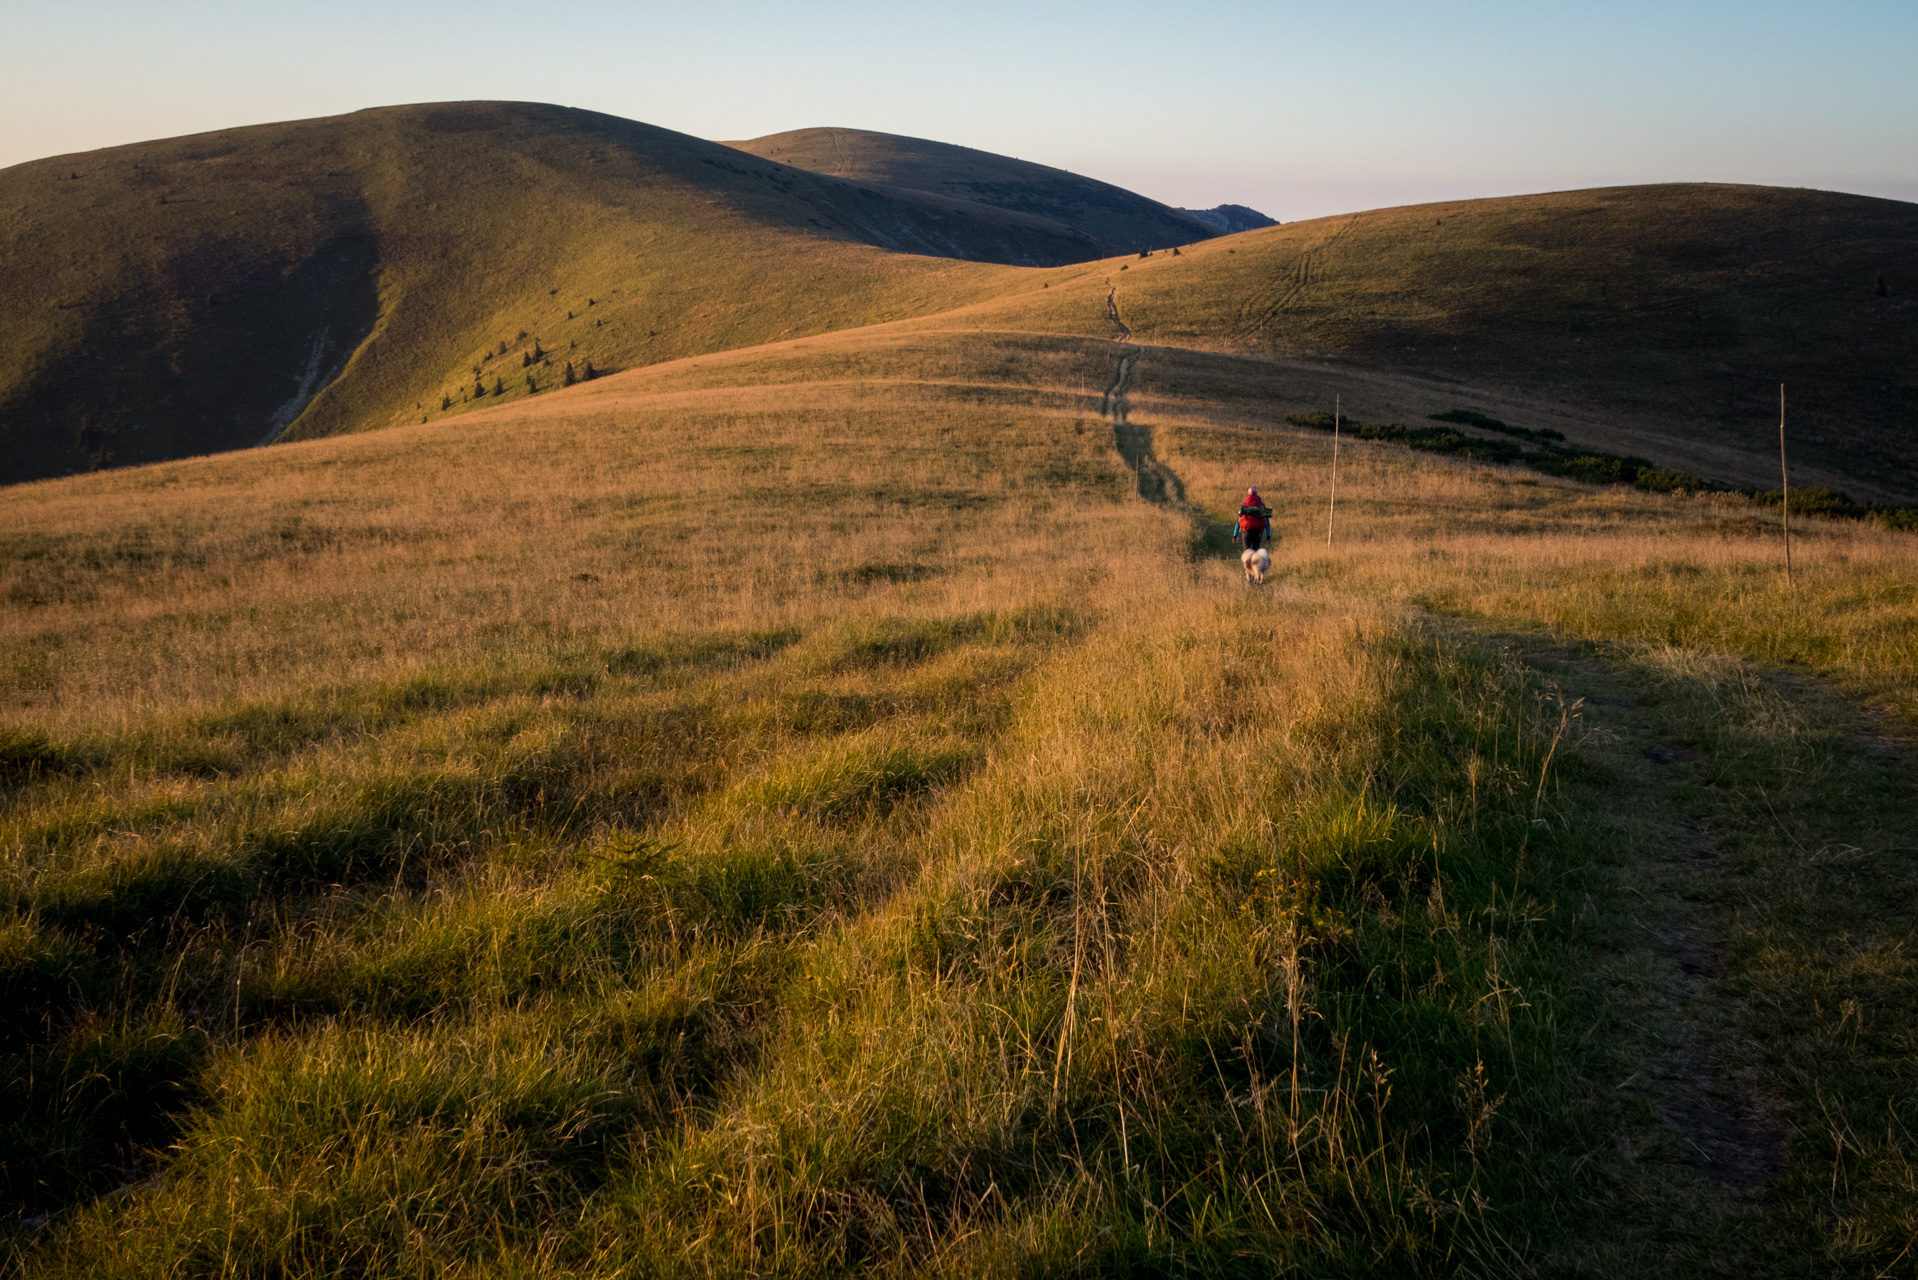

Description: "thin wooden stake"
1326 394 1341 546
1779 383 1793 587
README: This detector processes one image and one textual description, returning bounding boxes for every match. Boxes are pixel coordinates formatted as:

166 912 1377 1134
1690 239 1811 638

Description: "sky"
4 0 1914 222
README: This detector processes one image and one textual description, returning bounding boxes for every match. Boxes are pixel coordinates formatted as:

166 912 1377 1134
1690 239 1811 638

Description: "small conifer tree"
441 394 452 410
474 380 486 398
563 362 577 387
525 373 537 393
521 351 532 368
531 341 544 361
492 376 505 396
583 360 597 381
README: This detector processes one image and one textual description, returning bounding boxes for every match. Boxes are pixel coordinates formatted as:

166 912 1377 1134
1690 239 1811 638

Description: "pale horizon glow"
4 1 1914 222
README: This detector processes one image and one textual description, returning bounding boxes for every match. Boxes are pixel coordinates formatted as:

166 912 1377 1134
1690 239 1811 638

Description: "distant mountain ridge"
728 127 1220 255
1177 204 1279 234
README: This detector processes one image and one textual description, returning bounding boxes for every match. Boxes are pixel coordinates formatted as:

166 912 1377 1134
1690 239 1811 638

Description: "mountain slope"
6 320 1917 1274
7 100 1916 502
728 127 1219 256
0 102 1104 484
1177 203 1278 234
930 183 1918 500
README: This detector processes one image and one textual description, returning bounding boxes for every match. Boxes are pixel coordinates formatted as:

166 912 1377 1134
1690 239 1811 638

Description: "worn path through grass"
1135 342 1918 1273
5 329 1916 1276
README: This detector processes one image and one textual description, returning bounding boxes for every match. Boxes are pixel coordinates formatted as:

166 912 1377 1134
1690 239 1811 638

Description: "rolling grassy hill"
727 126 1220 256
4 322 1916 1275
939 183 1918 501
6 102 1915 501
0 102 1123 485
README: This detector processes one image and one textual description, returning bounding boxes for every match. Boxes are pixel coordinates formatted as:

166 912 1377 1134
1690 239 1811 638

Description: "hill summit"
0 103 1159 484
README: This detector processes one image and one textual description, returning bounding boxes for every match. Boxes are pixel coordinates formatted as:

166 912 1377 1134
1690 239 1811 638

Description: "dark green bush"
1748 487 1866 519
1634 468 1710 493
1428 408 1565 442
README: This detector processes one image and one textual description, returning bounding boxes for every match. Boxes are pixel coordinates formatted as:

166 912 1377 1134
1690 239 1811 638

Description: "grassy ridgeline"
928 185 1918 503
1 102 1086 484
4 331 1917 1273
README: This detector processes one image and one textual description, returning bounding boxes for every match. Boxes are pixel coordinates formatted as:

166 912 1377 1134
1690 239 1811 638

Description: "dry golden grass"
1153 398 1918 718
4 327 1916 1276
1 336 1154 726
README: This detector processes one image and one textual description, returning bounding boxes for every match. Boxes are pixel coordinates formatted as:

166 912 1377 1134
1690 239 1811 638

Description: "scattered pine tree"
473 380 486 399
583 360 597 381
441 394 452 411
563 362 577 387
521 351 532 368
492 376 505 396
525 373 537 393
531 341 544 361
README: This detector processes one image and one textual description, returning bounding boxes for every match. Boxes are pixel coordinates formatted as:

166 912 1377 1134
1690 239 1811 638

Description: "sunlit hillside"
4 319 1915 1275
7 102 1915 505
935 183 1918 502
0 103 1099 484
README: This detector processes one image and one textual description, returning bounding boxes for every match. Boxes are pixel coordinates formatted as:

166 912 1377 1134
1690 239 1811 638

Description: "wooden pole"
1779 383 1793 587
1327 394 1341 546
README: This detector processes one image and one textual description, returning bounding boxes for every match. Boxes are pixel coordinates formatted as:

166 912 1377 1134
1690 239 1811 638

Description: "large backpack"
1239 503 1272 520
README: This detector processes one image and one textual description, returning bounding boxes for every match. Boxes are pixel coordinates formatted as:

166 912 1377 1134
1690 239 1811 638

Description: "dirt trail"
1104 283 1131 339
1100 342 1184 508
1507 641 1796 1268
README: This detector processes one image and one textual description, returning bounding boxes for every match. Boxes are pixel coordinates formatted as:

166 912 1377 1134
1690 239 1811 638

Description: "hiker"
1234 487 1272 552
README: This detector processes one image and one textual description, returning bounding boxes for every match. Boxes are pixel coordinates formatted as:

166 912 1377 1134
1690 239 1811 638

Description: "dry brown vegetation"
3 326 1915 1275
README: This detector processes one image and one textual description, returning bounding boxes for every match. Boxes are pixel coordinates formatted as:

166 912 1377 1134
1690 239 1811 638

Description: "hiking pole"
1326 394 1341 546
1779 383 1793 587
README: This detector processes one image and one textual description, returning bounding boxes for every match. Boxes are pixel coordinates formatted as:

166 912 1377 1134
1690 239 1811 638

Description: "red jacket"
1237 490 1270 536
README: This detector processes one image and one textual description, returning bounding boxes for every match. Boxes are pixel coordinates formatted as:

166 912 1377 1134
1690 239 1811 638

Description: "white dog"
1241 546 1271 585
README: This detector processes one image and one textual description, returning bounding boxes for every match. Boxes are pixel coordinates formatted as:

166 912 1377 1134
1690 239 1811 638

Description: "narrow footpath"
1098 295 1184 510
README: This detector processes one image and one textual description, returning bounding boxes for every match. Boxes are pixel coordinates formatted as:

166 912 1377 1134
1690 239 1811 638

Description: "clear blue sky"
5 0 1914 221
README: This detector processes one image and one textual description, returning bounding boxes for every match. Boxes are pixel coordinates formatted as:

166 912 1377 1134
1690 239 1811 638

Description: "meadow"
3 328 1915 1276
